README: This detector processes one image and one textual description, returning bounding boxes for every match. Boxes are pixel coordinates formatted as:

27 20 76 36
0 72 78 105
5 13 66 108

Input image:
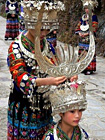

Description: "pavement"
0 16 105 140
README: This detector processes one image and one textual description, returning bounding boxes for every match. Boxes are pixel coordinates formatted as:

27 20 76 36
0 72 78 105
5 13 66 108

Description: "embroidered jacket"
42 125 89 140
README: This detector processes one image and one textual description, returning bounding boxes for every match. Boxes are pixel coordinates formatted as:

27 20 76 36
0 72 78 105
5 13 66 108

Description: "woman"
42 81 89 140
7 29 68 139
7 1 77 139
5 0 19 40
75 6 98 75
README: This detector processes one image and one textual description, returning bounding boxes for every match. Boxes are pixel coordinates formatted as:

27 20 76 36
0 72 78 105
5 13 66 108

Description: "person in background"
7 0 78 139
42 81 89 140
46 30 57 48
5 0 19 40
75 5 98 75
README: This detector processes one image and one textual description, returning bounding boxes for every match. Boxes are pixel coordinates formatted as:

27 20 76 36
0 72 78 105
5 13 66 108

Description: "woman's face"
85 8 89 14
29 29 50 40
40 29 50 40
60 109 83 127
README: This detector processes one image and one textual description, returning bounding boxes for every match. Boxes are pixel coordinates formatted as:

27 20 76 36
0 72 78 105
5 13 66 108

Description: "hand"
79 32 89 38
83 33 89 37
36 76 67 86
47 76 67 86
79 32 83 37
70 75 78 82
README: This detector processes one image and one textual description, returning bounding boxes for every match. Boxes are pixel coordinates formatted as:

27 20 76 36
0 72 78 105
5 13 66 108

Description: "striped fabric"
5 18 19 39
5 0 19 40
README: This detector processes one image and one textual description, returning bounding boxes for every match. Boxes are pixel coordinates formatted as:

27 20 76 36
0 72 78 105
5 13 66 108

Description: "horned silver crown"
33 0 97 114
21 0 97 113
21 0 65 29
34 0 98 78
49 81 87 116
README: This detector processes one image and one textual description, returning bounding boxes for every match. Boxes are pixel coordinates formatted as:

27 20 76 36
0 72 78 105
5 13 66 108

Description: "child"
42 81 89 140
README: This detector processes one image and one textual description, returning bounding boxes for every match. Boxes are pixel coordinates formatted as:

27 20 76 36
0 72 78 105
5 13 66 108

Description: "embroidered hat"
21 0 65 30
49 81 87 116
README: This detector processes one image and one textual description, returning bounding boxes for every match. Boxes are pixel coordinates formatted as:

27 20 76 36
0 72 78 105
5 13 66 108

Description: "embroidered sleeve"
92 15 98 33
7 42 37 96
75 19 82 34
5 0 9 14
42 129 54 140
15 2 19 15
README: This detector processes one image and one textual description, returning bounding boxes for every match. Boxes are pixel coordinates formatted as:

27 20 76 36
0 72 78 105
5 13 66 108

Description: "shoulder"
8 38 21 59
15 1 19 6
80 127 89 139
92 14 98 22
42 126 54 140
8 38 20 50
6 0 10 4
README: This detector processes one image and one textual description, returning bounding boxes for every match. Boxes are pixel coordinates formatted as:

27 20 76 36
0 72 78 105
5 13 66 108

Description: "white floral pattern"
21 1 65 11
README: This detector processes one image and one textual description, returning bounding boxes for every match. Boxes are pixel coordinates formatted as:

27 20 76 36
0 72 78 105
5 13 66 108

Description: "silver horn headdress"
19 0 99 114
34 0 97 78
33 0 98 115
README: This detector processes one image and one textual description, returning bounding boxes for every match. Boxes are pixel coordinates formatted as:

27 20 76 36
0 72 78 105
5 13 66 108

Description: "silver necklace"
18 31 49 60
82 14 89 21
53 123 59 140
18 31 36 59
8 0 16 4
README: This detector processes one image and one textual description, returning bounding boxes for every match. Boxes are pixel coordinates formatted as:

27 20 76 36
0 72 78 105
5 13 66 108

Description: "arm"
92 15 98 36
15 2 19 15
75 16 84 34
5 0 9 16
36 76 67 86
7 42 67 95
8 42 37 95
75 21 82 35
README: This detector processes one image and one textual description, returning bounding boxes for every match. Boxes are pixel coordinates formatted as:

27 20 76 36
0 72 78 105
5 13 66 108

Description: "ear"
59 113 63 117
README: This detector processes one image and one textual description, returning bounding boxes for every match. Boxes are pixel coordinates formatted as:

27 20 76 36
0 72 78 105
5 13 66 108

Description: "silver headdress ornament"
22 1 97 113
34 0 97 78
21 0 65 30
81 0 98 9
50 81 87 116
32 0 97 115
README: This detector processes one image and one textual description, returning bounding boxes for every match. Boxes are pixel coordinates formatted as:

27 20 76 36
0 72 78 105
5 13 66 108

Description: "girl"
42 81 89 140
